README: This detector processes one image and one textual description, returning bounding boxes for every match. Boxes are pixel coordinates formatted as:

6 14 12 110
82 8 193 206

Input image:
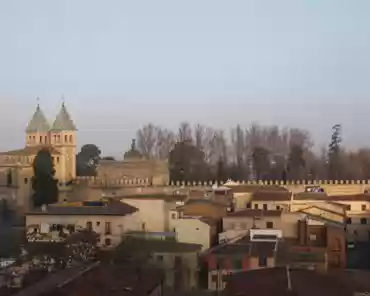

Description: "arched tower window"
65 135 68 143
69 135 73 143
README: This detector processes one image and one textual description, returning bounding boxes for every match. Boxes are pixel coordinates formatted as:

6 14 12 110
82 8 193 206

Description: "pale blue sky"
0 0 369 157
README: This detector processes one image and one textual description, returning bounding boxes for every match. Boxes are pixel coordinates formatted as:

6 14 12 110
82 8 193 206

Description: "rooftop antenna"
36 97 40 107
61 94 65 106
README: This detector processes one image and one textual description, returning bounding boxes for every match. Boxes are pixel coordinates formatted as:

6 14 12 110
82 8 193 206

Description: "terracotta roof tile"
252 190 291 201
227 209 282 217
0 146 61 156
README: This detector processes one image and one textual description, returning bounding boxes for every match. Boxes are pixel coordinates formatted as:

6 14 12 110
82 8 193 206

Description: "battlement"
74 177 370 187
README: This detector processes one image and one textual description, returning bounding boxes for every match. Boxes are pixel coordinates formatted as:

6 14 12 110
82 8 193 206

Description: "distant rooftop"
115 237 202 254
27 200 138 216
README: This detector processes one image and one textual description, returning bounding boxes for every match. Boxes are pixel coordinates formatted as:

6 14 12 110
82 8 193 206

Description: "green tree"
216 157 228 183
328 124 342 180
32 148 59 207
287 144 306 180
76 144 101 176
6 170 12 187
169 140 209 182
0 199 10 222
252 146 271 180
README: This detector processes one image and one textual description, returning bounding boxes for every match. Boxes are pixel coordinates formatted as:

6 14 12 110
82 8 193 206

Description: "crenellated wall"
73 177 370 195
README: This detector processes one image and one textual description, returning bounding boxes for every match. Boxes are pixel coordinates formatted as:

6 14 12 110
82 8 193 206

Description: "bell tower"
50 102 77 183
25 101 50 147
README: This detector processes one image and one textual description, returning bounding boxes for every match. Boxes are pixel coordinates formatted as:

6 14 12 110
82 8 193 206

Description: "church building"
0 103 77 211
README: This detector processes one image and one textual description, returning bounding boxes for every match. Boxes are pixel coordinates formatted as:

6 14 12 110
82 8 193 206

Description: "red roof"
226 209 282 217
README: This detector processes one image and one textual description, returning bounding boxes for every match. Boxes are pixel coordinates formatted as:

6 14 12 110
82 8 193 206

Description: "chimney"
298 219 307 246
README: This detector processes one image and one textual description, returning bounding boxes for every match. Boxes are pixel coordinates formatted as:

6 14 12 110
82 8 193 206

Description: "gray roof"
51 103 77 131
27 201 138 216
26 104 50 133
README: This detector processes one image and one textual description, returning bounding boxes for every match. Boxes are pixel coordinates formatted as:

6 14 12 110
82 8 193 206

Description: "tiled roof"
0 146 61 156
52 263 165 296
294 193 370 202
120 193 188 202
27 201 138 216
26 104 50 133
115 237 202 253
50 103 77 131
252 190 291 201
209 236 276 256
225 267 370 296
226 209 282 218
230 185 288 193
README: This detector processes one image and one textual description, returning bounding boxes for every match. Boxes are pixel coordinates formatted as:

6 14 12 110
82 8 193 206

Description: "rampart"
74 177 370 195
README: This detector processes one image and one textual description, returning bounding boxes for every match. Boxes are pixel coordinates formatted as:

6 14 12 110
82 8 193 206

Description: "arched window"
65 135 68 143
69 135 73 142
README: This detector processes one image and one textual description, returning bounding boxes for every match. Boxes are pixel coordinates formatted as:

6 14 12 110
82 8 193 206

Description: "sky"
0 0 369 157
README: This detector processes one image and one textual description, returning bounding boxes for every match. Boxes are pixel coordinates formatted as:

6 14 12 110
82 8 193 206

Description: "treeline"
135 122 370 182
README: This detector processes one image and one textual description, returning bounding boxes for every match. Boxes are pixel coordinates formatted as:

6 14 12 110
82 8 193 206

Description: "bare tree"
177 122 193 142
156 128 176 160
136 123 158 158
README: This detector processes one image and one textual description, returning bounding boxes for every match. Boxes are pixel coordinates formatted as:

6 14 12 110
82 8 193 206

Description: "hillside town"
0 105 370 296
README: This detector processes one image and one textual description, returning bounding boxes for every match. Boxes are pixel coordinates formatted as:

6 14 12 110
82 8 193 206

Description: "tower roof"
51 103 77 131
26 104 50 133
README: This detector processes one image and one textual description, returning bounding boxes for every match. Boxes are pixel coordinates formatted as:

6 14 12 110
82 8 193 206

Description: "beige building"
120 194 188 232
25 200 140 248
169 209 218 251
97 139 169 186
0 103 77 211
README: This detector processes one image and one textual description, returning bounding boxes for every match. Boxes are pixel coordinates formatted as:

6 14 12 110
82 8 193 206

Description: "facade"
120 194 187 232
97 140 169 186
206 234 278 291
0 103 77 211
25 200 140 248
169 210 218 251
114 237 202 291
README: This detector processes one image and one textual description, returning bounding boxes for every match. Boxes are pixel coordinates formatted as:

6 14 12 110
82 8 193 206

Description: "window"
234 259 243 270
346 218 352 224
263 204 268 210
254 204 259 209
105 222 112 234
65 135 68 142
69 135 73 142
246 202 251 209
276 205 281 210
362 204 367 211
361 218 367 225
96 221 100 226
39 136 43 143
86 221 93 231
266 221 273 229
258 256 267 267
56 157 60 163
105 238 111 246
24 178 28 184
346 205 351 211
171 213 177 219
157 255 163 261
141 223 146 231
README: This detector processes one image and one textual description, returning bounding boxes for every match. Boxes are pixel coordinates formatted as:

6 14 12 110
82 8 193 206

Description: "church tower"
50 103 77 183
25 103 50 146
